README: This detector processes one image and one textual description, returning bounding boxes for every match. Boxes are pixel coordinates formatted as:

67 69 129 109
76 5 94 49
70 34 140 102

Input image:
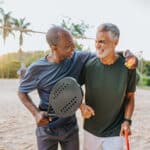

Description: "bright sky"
0 0 150 60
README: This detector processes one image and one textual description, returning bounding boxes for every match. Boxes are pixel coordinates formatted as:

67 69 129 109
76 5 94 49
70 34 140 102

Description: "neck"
100 52 119 65
47 52 63 63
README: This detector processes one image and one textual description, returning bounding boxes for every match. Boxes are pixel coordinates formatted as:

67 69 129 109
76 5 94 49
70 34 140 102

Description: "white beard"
96 49 110 58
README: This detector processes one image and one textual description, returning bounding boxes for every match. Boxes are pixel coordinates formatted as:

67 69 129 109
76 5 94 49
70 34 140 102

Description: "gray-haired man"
80 23 136 150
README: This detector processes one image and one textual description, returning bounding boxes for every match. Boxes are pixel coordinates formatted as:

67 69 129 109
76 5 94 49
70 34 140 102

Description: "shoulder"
117 56 136 80
117 56 136 75
27 57 46 74
72 50 96 65
85 57 97 67
73 50 95 58
117 56 125 65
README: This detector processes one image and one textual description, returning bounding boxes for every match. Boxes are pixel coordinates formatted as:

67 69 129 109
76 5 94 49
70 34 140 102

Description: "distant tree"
12 18 30 51
61 17 89 37
0 8 2 33
144 61 150 76
0 8 14 44
60 17 89 50
0 51 46 78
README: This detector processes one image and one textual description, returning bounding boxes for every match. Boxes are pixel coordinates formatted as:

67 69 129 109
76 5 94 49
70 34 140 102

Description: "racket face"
48 77 83 117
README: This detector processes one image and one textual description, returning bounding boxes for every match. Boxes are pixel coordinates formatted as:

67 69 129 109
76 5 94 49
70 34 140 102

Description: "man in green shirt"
80 23 136 150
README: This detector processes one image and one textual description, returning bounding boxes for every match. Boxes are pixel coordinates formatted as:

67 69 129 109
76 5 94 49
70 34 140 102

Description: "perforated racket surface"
47 77 83 118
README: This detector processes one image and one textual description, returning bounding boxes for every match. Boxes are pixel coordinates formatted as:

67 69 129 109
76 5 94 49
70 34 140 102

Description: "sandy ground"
0 79 150 150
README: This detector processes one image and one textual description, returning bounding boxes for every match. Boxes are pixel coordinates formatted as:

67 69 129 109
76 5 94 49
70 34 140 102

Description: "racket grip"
45 113 57 118
125 130 130 150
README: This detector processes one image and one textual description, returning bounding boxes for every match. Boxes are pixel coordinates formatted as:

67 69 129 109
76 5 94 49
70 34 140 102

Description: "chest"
85 63 129 98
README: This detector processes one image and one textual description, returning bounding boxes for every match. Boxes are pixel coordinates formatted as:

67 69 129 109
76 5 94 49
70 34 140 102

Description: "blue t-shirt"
19 51 95 129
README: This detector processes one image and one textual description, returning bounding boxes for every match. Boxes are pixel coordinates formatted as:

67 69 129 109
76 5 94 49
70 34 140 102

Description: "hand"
80 104 95 119
120 121 131 137
34 111 52 126
124 50 138 69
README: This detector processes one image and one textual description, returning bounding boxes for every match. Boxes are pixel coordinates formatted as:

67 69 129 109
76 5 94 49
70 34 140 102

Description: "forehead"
59 32 73 44
96 31 112 41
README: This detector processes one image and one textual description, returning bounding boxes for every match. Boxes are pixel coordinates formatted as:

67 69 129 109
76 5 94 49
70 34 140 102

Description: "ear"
114 38 119 46
51 45 57 51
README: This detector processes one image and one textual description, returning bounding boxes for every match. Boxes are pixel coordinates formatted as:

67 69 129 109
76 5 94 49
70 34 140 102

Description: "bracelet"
124 118 132 125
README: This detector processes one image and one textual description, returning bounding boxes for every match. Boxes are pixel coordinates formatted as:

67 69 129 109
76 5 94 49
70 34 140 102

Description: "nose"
95 42 101 49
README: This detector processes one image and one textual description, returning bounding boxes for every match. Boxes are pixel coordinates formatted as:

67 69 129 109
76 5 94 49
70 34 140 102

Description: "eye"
66 46 70 49
98 40 105 44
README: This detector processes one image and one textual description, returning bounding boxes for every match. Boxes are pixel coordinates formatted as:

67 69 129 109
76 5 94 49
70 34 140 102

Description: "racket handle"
125 130 130 150
45 113 57 118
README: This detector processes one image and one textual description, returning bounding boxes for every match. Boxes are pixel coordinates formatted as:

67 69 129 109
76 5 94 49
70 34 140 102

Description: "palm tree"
12 18 30 51
0 8 2 26
0 8 14 44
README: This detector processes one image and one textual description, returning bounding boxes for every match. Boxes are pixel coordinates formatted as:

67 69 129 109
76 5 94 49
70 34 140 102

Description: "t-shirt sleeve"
79 66 86 85
18 65 39 93
78 51 95 85
126 69 136 93
78 51 95 63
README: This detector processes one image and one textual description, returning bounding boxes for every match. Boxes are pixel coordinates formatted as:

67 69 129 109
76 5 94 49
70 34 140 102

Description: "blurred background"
0 0 150 86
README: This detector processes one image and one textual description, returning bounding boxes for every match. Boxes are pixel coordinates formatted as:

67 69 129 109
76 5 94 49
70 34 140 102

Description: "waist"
39 104 77 128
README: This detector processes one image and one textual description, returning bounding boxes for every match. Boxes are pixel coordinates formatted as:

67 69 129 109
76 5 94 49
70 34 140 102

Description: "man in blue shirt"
18 26 137 150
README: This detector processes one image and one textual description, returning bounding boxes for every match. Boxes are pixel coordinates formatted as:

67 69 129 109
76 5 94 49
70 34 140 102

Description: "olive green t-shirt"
81 56 136 137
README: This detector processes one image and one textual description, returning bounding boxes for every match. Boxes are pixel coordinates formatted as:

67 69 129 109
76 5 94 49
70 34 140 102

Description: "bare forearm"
18 91 39 117
124 93 135 119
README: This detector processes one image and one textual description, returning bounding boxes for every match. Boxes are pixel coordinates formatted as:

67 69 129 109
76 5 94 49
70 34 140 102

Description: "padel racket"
125 130 130 150
47 77 83 118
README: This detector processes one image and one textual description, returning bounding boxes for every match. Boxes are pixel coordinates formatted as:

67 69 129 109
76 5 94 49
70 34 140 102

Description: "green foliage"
143 61 150 76
61 17 89 37
0 51 47 78
137 60 150 86
23 51 46 66
136 70 140 84
142 77 150 86
60 17 89 50
6 60 20 78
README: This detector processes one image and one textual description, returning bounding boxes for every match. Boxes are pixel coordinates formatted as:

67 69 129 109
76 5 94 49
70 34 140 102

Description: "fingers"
48 117 52 121
80 104 95 119
86 105 95 116
82 110 92 119
43 112 52 121
120 122 131 137
120 127 124 136
120 128 131 137
37 118 49 126
125 56 138 69
35 111 51 126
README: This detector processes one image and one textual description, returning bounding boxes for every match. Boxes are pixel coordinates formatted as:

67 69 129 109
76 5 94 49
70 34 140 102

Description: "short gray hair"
46 26 69 47
97 23 120 40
